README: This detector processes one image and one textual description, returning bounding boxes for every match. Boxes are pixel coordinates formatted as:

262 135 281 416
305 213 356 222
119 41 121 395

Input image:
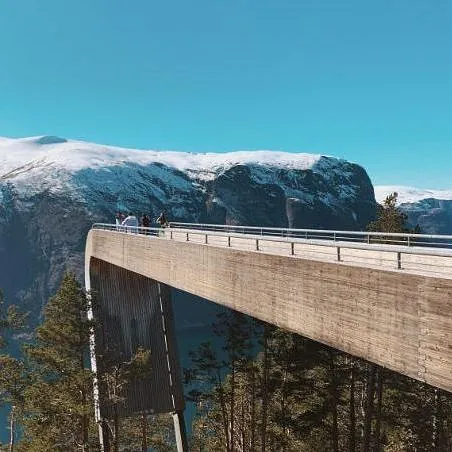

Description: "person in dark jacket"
141 214 150 228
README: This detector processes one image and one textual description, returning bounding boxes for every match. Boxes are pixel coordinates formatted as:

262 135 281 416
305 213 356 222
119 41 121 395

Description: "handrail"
168 221 452 240
93 223 163 233
91 223 452 258
167 222 452 251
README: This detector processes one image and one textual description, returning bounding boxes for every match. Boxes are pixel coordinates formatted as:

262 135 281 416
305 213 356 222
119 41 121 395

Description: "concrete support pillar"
86 258 186 451
173 410 189 452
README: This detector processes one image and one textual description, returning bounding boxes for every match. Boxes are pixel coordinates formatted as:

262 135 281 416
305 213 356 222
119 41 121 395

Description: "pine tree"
0 289 28 452
213 311 254 451
188 340 229 451
264 331 340 451
19 273 96 451
0 289 27 347
0 357 29 452
188 311 255 451
367 192 410 234
119 413 175 451
189 319 452 451
99 346 152 451
259 323 272 452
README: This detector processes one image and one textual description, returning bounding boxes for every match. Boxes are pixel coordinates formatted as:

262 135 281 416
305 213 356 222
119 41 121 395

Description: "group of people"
115 211 169 231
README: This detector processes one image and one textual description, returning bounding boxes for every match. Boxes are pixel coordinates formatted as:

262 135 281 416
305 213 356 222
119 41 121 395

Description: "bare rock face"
0 185 91 318
400 199 452 235
200 157 376 229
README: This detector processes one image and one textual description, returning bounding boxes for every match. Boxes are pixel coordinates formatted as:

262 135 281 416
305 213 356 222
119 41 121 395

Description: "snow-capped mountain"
375 185 452 234
1 135 322 192
375 185 452 204
0 135 377 321
1 135 376 226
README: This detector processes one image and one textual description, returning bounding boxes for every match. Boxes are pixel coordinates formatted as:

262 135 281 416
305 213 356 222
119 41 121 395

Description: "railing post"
228 236 231 247
256 239 259 251
397 252 402 269
305 231 308 240
367 234 370 244
407 236 411 247
333 232 336 241
291 242 295 256
337 247 341 262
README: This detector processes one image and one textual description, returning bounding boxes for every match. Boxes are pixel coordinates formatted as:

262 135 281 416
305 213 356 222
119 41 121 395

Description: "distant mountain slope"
0 135 377 320
375 185 452 205
375 185 452 234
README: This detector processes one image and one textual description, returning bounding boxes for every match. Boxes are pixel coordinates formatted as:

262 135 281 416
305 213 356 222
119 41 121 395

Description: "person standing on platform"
156 212 169 237
141 213 151 234
121 212 139 233
156 212 169 228
115 212 125 231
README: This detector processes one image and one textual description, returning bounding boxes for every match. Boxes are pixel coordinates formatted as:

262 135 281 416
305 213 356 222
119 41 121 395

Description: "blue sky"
0 0 451 188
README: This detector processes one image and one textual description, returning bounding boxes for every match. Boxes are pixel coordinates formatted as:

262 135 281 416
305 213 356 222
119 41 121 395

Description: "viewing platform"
85 223 452 398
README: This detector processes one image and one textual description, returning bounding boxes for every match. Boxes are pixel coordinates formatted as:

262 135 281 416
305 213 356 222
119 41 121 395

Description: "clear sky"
0 0 451 188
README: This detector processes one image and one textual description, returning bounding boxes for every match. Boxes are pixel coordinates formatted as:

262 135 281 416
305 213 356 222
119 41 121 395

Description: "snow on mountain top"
375 185 452 204
0 135 323 181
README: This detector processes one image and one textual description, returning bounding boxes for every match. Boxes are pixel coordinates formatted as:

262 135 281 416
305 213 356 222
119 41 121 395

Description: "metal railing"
93 223 164 237
91 223 452 277
169 222 452 249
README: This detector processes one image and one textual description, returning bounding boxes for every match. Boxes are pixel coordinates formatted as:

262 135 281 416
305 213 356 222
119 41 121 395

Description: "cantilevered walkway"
86 223 452 394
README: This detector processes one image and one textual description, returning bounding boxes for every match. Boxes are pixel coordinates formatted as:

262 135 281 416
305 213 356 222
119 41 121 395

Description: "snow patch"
0 136 323 183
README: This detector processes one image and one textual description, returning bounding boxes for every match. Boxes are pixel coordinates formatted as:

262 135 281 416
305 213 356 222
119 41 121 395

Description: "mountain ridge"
0 135 325 185
0 135 377 318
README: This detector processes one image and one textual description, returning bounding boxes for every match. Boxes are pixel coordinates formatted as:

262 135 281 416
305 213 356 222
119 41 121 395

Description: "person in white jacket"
121 212 139 233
